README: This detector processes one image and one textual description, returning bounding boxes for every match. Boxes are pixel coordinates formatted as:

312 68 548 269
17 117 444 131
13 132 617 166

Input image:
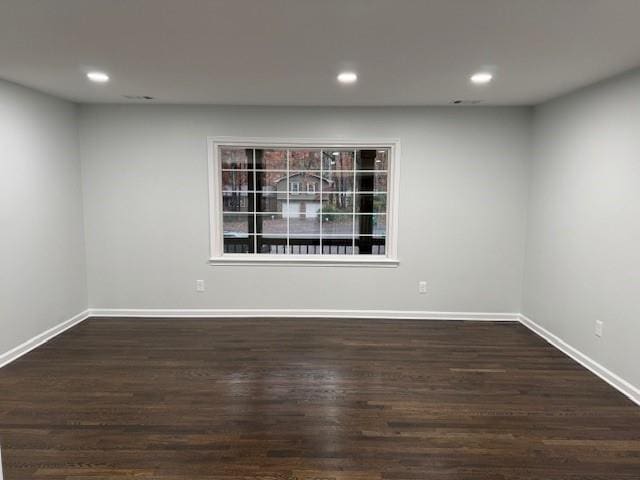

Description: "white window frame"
207 137 400 267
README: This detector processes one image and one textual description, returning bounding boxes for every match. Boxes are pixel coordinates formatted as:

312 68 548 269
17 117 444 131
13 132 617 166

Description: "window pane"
355 214 387 236
288 171 322 195
222 191 253 212
322 214 354 236
255 190 281 213
322 238 355 255
355 193 387 214
224 235 254 254
222 170 253 192
256 171 287 192
255 149 287 169
290 149 321 170
356 149 388 170
323 171 354 192
322 192 353 214
223 214 252 237
355 236 386 255
256 235 288 254
286 188 321 220
221 148 253 169
290 216 320 236
356 171 387 192
290 238 321 255
256 213 287 234
322 150 354 171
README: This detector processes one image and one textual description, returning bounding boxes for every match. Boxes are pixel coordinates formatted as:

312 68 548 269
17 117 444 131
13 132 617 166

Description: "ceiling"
1 0 640 106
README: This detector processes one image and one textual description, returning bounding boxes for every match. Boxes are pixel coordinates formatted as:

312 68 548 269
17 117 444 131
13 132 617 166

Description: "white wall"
523 68 640 389
0 80 87 356
79 105 531 313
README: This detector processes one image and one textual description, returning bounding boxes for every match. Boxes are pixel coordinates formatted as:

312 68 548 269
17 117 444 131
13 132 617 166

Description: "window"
209 138 399 265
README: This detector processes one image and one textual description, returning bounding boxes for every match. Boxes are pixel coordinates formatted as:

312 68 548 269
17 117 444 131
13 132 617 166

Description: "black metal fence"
223 236 385 255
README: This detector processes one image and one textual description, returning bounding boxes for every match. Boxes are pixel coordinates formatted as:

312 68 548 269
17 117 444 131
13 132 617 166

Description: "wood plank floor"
0 318 638 479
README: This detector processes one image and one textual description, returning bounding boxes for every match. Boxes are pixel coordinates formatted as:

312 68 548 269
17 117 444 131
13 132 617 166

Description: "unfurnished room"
0 1 639 479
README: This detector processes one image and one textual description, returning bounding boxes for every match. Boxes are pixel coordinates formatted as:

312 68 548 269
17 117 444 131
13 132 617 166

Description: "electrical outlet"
595 320 603 337
418 281 427 294
196 280 205 292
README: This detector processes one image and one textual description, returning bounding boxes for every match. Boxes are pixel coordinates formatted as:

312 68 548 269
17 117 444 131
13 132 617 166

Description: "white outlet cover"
418 281 427 294
196 280 205 292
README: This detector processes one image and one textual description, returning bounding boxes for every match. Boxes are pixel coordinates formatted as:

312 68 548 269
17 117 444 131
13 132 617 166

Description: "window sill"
208 255 399 267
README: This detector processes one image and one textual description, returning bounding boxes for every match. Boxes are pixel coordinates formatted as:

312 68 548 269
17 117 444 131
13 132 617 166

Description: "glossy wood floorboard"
0 318 638 479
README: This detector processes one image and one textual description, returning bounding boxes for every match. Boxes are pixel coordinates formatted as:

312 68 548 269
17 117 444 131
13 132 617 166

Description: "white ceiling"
1 0 640 106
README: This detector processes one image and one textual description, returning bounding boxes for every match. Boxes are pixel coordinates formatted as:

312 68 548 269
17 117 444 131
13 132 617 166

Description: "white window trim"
207 137 401 267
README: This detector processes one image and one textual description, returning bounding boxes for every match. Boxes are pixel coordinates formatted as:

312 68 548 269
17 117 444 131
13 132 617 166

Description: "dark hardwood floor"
0 318 638 479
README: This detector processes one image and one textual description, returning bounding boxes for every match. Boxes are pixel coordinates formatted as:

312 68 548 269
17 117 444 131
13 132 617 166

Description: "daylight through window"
211 141 397 262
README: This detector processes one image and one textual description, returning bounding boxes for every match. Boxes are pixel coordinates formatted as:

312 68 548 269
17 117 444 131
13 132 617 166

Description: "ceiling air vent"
123 95 155 100
450 100 482 105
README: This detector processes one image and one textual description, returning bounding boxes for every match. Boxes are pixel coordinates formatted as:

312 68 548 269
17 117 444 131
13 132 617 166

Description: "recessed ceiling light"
470 72 493 84
87 71 110 83
337 71 357 84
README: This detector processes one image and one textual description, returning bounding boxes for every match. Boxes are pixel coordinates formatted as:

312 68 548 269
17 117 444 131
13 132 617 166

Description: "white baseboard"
0 309 90 369
519 314 639 406
88 308 519 321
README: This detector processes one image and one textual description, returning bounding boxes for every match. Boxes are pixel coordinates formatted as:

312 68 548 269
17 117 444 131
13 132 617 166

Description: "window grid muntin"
252 149 257 254
319 149 323 253
351 149 357 251
286 149 290 254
